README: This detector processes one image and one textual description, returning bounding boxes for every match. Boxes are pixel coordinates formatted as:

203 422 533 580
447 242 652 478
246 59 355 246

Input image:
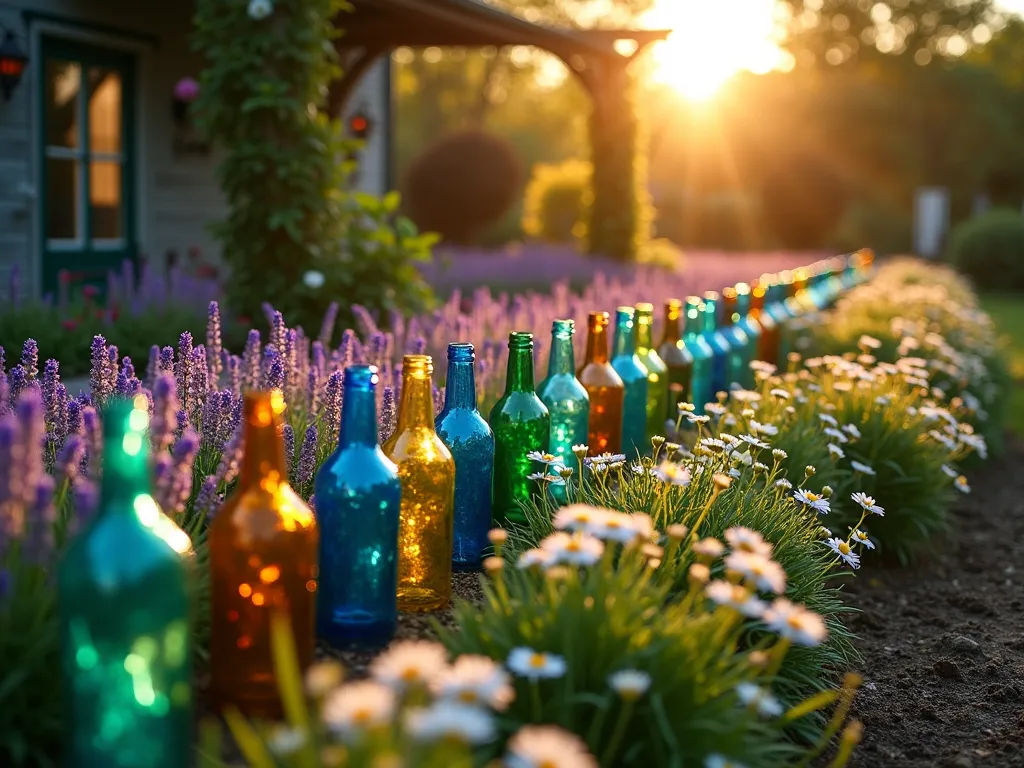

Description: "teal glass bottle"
658 299 693 423
611 307 649 457
315 365 401 648
720 287 751 389
537 320 589 497
436 343 495 571
701 291 732 395
59 396 193 768
489 332 550 527
635 303 669 440
683 297 715 415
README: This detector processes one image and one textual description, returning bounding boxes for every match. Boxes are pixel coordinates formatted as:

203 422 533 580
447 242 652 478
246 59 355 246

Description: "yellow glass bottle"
383 355 456 612
208 391 318 718
578 311 624 455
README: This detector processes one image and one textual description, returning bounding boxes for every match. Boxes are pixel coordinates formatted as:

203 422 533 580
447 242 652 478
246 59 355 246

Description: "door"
39 36 136 298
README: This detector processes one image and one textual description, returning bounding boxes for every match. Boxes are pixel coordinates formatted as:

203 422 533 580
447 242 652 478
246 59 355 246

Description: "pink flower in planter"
173 77 200 104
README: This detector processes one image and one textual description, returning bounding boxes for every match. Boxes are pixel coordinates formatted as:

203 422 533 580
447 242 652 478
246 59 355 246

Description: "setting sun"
643 0 789 101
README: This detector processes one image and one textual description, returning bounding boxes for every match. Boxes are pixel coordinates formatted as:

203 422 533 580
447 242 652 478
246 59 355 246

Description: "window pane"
45 60 81 149
88 69 122 154
46 157 80 239
90 161 122 240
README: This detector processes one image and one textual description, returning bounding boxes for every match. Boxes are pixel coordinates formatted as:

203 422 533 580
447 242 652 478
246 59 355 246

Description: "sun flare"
643 0 788 101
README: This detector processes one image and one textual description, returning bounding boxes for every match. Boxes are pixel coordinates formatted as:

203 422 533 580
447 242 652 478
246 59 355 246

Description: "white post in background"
914 186 950 259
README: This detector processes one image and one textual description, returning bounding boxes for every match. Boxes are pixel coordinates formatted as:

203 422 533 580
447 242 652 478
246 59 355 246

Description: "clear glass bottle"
489 333 550 526
209 391 318 717
384 355 456 612
611 306 649 457
635 303 669 439
537 320 589 498
59 396 193 768
435 343 494 572
314 365 401 648
577 312 624 455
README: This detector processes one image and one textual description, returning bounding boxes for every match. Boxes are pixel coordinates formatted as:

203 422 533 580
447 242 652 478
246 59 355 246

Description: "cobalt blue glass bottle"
701 291 732 395
538 320 590 500
435 343 495 572
611 307 649 457
684 297 715 416
314 365 401 648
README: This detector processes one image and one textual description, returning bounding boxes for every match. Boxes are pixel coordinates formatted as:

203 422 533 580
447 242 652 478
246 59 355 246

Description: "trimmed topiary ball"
946 208 1024 292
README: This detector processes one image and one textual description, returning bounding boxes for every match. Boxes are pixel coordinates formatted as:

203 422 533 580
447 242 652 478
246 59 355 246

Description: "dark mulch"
843 437 1024 768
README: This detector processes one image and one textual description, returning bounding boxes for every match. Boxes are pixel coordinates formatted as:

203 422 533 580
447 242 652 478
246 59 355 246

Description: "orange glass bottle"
383 355 456 613
750 280 779 365
577 311 624 455
208 391 318 717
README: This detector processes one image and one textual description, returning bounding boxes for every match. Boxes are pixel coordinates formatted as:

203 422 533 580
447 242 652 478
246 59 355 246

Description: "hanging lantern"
0 30 28 102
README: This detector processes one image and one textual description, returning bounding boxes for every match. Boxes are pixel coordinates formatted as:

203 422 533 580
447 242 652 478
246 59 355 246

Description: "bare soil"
844 437 1024 767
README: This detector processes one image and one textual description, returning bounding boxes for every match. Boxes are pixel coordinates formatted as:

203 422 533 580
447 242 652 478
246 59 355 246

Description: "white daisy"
608 670 652 701
851 529 875 550
763 599 829 647
705 403 727 417
818 413 839 428
692 537 726 559
518 548 555 569
874 395 891 406
590 510 651 544
654 460 692 487
432 655 514 710
700 437 727 453
552 504 608 534
527 472 556 483
850 492 884 516
268 726 306 755
793 489 830 514
824 537 861 569
405 702 496 744
774 478 793 490
740 434 770 449
507 648 568 680
527 451 561 465
850 460 875 476
735 682 784 717
705 755 749 768
369 641 448 690
823 427 848 444
631 462 658 477
304 661 343 697
772 448 788 460
769 388 791 400
785 405 797 414
724 551 787 594
941 464 959 479
540 532 604 566
705 580 767 617
750 420 779 436
954 475 971 494
724 526 773 557
828 443 845 459
505 725 598 768
322 681 396 738
572 443 589 454
686 413 711 425
585 452 627 466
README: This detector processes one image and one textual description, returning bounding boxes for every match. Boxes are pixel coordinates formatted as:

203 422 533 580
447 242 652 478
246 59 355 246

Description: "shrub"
403 130 524 244
946 208 1024 292
521 159 592 246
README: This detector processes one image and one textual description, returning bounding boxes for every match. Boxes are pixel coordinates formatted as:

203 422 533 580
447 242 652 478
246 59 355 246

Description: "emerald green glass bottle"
59 396 193 768
657 299 693 423
634 303 669 440
489 332 550 527
734 283 762 387
538 320 589 497
684 297 715 415
611 307 649 458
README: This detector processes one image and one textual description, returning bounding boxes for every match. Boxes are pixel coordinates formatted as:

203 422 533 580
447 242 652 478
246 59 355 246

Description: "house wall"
343 58 391 197
0 1 392 302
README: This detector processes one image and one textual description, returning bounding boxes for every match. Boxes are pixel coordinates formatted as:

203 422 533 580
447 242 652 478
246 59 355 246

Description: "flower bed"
0 257 1007 767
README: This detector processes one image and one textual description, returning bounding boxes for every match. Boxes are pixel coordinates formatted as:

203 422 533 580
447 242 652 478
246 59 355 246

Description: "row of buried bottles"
56 254 871 766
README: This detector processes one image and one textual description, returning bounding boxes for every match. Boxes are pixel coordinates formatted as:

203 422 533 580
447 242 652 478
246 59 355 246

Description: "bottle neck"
661 315 681 344
339 386 379 447
100 442 150 506
703 304 718 333
547 334 576 376
397 373 436 429
239 414 288 488
612 320 635 358
444 360 478 410
506 346 536 392
636 318 655 352
585 325 609 364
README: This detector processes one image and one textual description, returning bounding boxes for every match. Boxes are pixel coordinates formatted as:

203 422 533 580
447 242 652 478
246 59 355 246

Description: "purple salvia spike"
120 357 140 396
321 370 343 444
380 385 397 443
226 355 242 396
187 346 208 427
262 348 284 392
71 477 98 532
8 366 28 412
216 428 244 487
306 367 320 417
283 423 295 475
262 302 276 328
351 305 379 338
166 429 200 518
89 335 111 404
55 434 85 484
229 393 242 441
206 301 223 385
0 416 22 538
194 476 221 520
0 375 7 419
80 406 102 478
339 329 356 369
21 339 39 380
175 331 194 412
242 330 262 391
318 301 339 347
200 390 222 448
270 311 285 351
159 346 175 376
41 359 59 422
296 424 318 492
174 408 188 437
308 494 315 512
433 385 444 417
312 342 326 379
152 453 174 510
52 383 68 446
146 345 160 389
150 373 179 454
66 397 83 437
283 329 298 401
23 474 56 564
105 345 120 397
0 346 5 372
218 390 236 449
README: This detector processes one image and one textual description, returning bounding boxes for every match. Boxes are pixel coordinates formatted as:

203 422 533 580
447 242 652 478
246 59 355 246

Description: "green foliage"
521 159 591 245
192 0 436 333
403 130 524 244
946 208 1024 292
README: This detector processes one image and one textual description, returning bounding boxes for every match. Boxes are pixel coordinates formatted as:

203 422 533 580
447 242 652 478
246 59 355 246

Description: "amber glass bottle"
578 311 624 455
750 280 779 366
658 299 693 419
383 355 456 612
209 391 318 717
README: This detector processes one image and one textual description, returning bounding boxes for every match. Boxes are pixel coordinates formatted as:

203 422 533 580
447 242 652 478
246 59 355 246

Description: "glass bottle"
383 355 456 612
611 307 649 457
490 332 550 526
635 303 669 439
209 391 318 717
658 299 694 422
762 275 793 364
59 396 193 768
537 320 590 499
577 312 624 455
750 280 779 367
684 296 715 415
720 286 752 389
701 291 732 395
435 343 495 572
314 365 401 648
